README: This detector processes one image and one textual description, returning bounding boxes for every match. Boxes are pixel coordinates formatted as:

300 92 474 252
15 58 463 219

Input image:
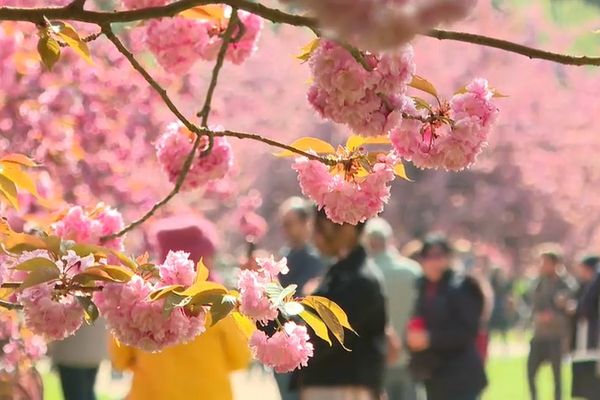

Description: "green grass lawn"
484 355 571 400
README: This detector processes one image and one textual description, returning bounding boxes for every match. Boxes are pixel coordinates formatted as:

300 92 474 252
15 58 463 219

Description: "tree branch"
3 1 600 67
0 299 23 310
426 29 600 67
198 7 239 127
217 130 335 164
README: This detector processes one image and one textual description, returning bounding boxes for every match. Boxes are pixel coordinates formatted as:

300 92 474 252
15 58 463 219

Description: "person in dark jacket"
275 197 325 400
571 254 600 399
408 234 487 400
294 209 387 400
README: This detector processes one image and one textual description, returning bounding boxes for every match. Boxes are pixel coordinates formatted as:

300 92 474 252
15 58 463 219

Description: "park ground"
41 331 572 400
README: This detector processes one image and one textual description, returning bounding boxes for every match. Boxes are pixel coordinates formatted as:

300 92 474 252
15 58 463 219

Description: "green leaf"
299 310 332 346
42 235 62 256
411 96 432 111
282 301 304 316
73 265 134 284
20 264 60 289
232 311 256 338
51 21 93 65
264 282 284 299
409 75 438 98
148 284 185 301
274 137 336 158
37 36 61 71
296 38 320 63
14 257 59 272
209 295 236 326
77 296 99 324
163 292 191 317
0 174 19 210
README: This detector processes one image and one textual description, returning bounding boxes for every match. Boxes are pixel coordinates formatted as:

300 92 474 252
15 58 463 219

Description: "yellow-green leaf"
296 38 320 63
209 295 236 326
303 298 348 350
176 280 227 298
0 163 40 198
0 154 37 167
179 5 225 22
195 259 209 283
0 174 19 210
393 163 412 181
20 265 60 289
346 135 390 151
37 36 61 71
306 295 356 334
14 257 59 272
148 284 185 301
74 265 134 284
409 75 438 98
299 309 332 346
274 137 336 158
232 311 256 338
77 296 99 324
51 21 93 65
188 288 227 306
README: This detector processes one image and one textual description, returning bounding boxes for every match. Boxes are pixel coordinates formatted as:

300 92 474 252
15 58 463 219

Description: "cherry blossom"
249 321 314 373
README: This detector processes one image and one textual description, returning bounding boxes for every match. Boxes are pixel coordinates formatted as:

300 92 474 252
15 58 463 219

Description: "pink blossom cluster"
238 256 289 323
94 251 206 351
234 190 268 241
0 313 46 373
19 284 84 341
131 10 262 74
12 250 98 340
293 153 397 225
155 123 233 191
308 40 415 137
390 79 499 171
249 321 314 373
284 0 476 50
52 204 124 250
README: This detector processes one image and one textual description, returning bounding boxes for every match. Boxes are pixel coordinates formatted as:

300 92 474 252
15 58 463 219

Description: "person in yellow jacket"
110 214 251 400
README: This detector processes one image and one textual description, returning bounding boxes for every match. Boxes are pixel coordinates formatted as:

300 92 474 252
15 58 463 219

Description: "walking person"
407 234 487 400
364 218 420 400
571 255 600 399
110 214 250 400
527 246 574 400
275 197 325 400
294 209 387 400
50 322 107 400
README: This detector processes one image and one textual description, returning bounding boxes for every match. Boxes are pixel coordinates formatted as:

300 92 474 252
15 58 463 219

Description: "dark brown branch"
0 299 23 310
217 130 336 165
3 1 600 67
198 8 239 127
426 29 600 67
0 0 315 26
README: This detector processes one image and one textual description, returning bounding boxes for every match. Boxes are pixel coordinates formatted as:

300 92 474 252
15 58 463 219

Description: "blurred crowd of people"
41 196 600 400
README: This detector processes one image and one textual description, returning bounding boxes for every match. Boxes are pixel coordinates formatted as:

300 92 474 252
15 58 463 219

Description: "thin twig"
58 31 102 47
198 8 239 127
101 25 204 137
425 28 600 67
0 299 23 310
217 130 336 165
